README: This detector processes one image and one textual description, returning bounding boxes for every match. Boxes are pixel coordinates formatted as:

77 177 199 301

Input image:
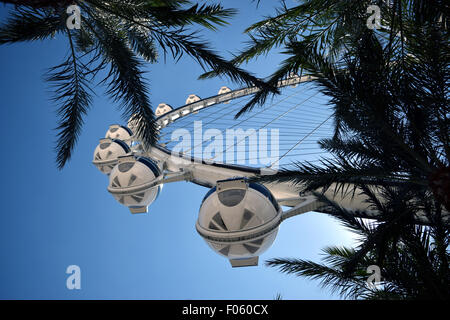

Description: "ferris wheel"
92 75 436 268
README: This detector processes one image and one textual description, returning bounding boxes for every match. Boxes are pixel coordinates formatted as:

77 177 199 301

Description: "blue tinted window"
249 182 279 211
112 139 131 153
137 157 161 177
201 187 217 205
121 125 133 136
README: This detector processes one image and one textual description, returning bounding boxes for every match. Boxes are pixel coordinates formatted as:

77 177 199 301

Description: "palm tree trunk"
429 166 450 211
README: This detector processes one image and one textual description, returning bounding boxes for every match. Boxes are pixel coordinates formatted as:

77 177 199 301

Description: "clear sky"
0 1 356 299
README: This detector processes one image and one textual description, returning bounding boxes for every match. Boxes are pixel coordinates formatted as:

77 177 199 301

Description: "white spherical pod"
218 86 231 95
217 86 231 104
155 103 173 117
107 155 162 214
105 124 133 145
186 94 201 105
196 178 281 267
126 114 147 143
127 114 140 135
289 72 301 88
92 138 131 175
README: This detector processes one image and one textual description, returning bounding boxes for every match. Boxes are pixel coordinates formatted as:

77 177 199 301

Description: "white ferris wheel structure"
92 75 445 268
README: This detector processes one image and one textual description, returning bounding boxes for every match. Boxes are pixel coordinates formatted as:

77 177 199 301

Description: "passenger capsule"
105 124 133 145
196 178 281 267
92 138 131 175
107 155 162 214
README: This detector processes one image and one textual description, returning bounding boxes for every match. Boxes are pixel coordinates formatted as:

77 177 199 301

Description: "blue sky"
0 1 356 299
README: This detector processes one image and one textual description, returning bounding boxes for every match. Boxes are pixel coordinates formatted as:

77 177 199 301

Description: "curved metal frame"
155 75 312 131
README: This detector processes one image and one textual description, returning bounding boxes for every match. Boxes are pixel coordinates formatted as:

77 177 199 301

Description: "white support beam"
281 195 320 221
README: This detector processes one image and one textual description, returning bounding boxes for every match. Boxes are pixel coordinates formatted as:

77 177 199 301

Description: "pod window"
118 162 135 173
209 212 228 231
218 189 246 207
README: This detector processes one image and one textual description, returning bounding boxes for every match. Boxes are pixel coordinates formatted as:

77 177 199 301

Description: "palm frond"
266 257 370 299
83 9 158 148
126 27 159 63
150 29 276 92
46 30 93 169
144 3 237 30
1 0 269 168
0 7 65 44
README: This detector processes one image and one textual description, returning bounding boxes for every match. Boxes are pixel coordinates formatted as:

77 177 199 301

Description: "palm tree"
201 0 448 117
0 0 274 168
268 225 449 299
250 3 449 299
